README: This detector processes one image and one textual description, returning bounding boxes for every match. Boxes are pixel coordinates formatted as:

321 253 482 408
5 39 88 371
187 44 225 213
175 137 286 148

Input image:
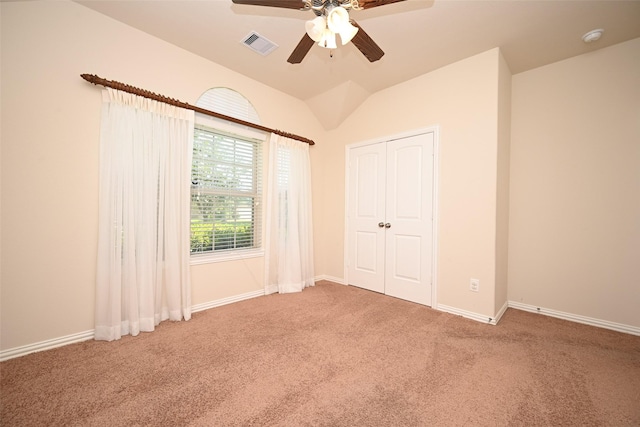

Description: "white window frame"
190 114 266 265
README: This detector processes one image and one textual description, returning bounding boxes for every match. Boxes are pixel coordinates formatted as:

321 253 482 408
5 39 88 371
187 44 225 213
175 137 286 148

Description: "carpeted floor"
1 281 639 426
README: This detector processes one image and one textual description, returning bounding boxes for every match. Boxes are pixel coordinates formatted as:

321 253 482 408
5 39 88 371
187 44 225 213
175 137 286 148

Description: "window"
190 126 263 257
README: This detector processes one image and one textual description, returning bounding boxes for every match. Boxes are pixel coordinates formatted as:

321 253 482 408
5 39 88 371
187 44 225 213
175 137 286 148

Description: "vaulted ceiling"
77 0 640 129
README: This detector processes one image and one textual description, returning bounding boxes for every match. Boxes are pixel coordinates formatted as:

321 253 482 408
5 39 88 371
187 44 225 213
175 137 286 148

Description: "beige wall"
509 37 640 327
319 49 506 319
495 53 512 315
0 1 325 351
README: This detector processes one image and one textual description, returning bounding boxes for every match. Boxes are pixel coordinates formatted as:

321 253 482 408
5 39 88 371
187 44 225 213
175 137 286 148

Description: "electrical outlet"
470 278 480 292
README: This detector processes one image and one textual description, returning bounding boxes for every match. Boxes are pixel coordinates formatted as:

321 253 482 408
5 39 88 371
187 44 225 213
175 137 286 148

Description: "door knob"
378 222 385 228
385 223 391 228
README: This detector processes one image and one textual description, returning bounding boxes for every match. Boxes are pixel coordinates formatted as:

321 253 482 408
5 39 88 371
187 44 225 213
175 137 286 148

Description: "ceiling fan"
232 0 406 64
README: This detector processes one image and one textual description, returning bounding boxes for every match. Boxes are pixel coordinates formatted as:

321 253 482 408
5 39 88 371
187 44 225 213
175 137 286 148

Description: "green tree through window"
191 126 262 254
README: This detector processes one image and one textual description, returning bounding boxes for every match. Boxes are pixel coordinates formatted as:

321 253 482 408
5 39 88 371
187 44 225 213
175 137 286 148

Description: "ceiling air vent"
241 32 279 56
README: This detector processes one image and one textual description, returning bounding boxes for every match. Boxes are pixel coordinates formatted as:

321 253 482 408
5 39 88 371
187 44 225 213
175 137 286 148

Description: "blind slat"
191 125 262 254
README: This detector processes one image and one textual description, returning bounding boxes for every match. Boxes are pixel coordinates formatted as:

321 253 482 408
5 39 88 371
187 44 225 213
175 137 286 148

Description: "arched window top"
195 87 261 125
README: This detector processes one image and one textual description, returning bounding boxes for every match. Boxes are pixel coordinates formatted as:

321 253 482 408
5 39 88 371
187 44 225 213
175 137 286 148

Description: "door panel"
347 143 386 293
392 234 422 281
384 133 434 305
355 231 378 273
393 145 423 219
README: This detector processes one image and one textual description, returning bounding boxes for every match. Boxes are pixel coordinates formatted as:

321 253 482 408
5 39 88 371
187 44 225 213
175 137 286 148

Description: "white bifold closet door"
347 132 434 306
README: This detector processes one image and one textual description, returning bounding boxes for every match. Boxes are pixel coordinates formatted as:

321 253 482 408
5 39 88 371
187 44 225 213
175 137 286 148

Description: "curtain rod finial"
81 74 99 85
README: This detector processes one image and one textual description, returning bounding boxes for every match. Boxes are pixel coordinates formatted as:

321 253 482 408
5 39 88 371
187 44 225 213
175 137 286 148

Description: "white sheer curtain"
95 88 194 341
265 133 315 294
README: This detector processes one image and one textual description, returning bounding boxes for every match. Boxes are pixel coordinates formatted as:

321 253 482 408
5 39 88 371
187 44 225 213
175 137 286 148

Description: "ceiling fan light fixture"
327 6 350 33
305 16 326 42
318 28 337 49
338 21 359 45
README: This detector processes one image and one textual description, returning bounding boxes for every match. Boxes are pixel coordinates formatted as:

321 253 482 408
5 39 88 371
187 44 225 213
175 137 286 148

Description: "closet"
346 131 435 306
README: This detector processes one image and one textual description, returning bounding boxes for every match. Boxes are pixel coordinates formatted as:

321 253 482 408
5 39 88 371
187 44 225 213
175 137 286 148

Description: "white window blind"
191 126 262 254
196 87 261 125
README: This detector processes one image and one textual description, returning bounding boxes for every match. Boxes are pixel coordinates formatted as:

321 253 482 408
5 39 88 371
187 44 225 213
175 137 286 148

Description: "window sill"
190 249 264 265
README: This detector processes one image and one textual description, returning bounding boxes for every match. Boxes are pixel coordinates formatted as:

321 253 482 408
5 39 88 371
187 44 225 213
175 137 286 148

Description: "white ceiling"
77 0 640 129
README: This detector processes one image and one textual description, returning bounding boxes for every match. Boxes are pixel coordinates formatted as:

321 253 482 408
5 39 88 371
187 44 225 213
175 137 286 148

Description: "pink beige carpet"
1 281 639 426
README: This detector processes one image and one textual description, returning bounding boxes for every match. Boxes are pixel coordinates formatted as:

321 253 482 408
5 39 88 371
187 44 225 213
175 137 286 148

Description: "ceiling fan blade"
231 0 307 10
350 21 384 62
356 0 407 9
287 34 315 64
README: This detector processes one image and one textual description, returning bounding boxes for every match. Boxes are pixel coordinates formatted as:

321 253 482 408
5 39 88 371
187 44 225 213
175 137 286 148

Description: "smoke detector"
582 29 604 43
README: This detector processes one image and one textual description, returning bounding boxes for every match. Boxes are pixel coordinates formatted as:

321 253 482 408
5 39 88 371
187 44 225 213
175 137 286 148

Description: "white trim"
4 294 637 362
315 274 346 285
437 304 500 325
0 330 94 362
191 289 265 313
190 249 264 265
346 127 439 150
1 289 267 362
508 301 640 336
434 301 506 326
430 126 440 308
494 300 509 324
343 144 351 287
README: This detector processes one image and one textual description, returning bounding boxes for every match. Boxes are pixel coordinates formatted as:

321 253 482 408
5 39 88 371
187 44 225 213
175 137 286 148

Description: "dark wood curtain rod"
80 74 315 146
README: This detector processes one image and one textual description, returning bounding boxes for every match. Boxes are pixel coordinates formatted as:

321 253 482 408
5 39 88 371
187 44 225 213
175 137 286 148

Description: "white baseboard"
494 300 509 324
436 304 502 325
1 289 267 362
508 301 640 336
314 275 346 285
435 300 639 335
6 291 635 362
436 301 509 326
0 330 95 362
191 289 265 313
